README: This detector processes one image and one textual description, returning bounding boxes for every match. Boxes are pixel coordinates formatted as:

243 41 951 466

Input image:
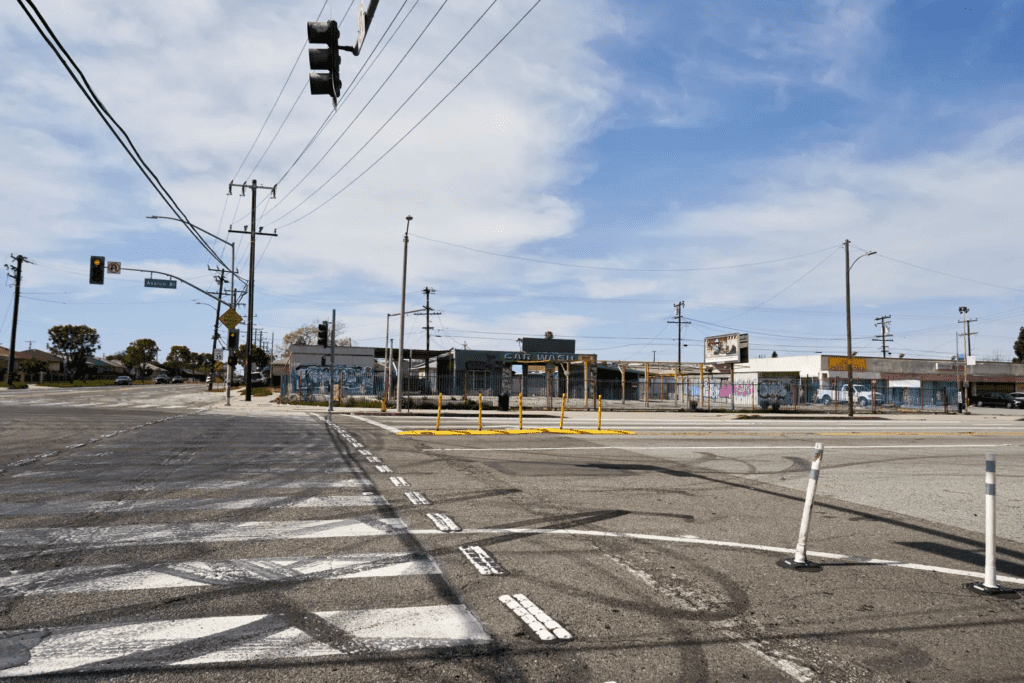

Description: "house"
0 346 63 382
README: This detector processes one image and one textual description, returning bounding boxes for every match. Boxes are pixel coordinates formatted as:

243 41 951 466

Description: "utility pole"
965 318 977 357
416 287 439 352
208 272 225 391
228 179 277 401
959 306 976 411
5 255 29 387
396 216 412 412
873 315 892 358
667 302 689 405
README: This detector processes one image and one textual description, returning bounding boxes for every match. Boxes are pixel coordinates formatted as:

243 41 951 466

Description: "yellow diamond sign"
219 308 242 329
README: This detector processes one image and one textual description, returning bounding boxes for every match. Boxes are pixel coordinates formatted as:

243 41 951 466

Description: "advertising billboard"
704 334 748 364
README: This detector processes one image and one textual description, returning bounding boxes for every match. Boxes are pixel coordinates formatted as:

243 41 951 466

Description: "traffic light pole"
228 179 276 402
328 309 336 414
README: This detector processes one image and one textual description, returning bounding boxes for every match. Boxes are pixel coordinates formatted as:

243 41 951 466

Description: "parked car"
153 374 169 384
974 392 1018 408
170 376 183 384
817 384 885 407
1010 392 1024 407
114 376 132 385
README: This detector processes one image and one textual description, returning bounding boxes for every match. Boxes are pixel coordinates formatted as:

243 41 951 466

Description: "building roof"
0 346 62 362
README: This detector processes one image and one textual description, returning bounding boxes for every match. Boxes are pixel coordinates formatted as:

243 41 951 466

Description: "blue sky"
2 0 1023 364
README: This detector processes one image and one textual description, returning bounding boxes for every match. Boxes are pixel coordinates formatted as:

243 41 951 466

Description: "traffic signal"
317 321 329 347
89 256 105 285
308 20 341 105
227 329 240 351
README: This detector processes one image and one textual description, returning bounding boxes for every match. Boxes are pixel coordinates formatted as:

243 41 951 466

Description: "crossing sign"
219 308 242 329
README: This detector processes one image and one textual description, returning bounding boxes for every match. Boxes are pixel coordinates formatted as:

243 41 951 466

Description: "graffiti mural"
758 379 792 408
282 365 374 401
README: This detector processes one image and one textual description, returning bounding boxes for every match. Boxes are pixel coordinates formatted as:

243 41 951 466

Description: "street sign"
219 308 242 329
107 261 121 274
144 278 176 289
213 349 224 361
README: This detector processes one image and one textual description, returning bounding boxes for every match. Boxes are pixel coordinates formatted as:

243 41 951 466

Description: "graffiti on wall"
757 379 792 407
282 364 374 399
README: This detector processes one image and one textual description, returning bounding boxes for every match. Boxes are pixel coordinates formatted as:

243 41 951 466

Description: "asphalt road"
1 397 1023 681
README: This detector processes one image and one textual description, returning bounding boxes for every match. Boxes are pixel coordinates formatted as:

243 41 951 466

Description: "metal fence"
282 364 967 412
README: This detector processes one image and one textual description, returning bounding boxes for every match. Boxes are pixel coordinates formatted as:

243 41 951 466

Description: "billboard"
704 334 748 364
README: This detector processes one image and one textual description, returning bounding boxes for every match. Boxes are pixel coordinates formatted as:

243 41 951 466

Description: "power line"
15 0 229 272
273 0 414 189
267 0 450 223
271 0 544 229
875 254 1024 293
407 236 842 273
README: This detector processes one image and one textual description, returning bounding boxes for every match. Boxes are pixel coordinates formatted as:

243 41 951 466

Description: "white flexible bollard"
969 453 1018 598
781 443 824 571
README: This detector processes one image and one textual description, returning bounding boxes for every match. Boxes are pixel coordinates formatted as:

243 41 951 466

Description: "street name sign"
144 278 177 289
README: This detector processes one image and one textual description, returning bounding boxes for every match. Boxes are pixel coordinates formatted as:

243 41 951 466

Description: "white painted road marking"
344 413 400 434
0 495 388 517
390 476 409 487
0 553 442 595
460 546 505 575
405 491 431 505
499 594 571 641
0 604 490 676
424 443 1015 452
375 464 393 473
411 527 1024 585
0 518 409 552
0 478 370 496
426 513 461 532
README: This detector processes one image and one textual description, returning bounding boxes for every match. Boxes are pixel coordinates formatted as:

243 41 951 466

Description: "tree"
1014 327 1024 363
771 351 779 358
124 339 160 377
19 357 48 382
164 345 192 375
47 324 100 380
278 320 349 354
237 344 269 372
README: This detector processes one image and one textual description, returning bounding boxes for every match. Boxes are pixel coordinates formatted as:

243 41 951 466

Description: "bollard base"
778 557 822 572
966 582 1019 599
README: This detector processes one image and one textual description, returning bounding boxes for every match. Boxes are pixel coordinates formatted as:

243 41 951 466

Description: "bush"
6 381 28 390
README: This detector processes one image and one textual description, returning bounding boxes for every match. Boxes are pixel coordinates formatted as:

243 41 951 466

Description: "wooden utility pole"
5 255 28 386
228 179 276 401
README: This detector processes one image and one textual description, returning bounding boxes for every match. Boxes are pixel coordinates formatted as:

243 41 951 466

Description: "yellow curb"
397 428 636 436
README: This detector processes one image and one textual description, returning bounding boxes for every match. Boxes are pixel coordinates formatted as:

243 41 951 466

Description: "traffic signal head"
89 256 105 285
308 20 341 102
317 321 329 347
227 329 240 351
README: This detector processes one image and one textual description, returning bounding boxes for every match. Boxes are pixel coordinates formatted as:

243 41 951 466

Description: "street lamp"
844 241 876 417
148 216 238 401
384 307 425 406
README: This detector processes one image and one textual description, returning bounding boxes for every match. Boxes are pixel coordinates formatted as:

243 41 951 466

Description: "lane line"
0 604 490 676
409 527 1024 585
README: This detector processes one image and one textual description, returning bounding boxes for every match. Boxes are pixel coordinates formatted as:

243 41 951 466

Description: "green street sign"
144 278 177 289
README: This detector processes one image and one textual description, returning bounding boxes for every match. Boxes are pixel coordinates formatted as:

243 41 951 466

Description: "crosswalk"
0 413 489 676
0 385 220 412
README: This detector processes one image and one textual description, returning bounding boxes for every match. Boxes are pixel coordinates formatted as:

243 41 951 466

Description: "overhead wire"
274 0 414 189
408 237 841 273
271 0 537 229
15 0 229 272
267 0 437 220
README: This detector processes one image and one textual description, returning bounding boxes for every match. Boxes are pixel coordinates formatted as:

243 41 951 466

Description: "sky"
2 0 1024 365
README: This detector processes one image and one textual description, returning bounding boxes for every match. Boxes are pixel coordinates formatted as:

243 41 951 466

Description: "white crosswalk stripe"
0 415 489 675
